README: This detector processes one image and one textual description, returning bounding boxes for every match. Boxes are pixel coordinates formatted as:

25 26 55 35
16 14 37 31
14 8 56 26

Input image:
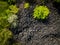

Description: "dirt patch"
10 1 60 45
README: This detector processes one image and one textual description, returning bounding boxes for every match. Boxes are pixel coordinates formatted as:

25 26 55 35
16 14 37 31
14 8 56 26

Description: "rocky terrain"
10 0 60 45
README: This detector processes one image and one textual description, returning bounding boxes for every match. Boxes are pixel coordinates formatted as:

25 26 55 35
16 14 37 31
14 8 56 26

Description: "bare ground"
10 1 60 45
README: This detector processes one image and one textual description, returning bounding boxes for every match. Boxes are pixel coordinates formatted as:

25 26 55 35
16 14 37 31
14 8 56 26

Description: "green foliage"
7 14 18 23
0 16 10 28
0 1 8 13
0 28 13 45
55 0 60 2
0 1 19 45
5 5 19 15
33 5 50 20
24 2 30 9
0 1 9 28
0 1 8 8
5 5 19 14
7 5 19 27
0 5 19 28
0 10 10 28
7 14 18 28
9 5 19 14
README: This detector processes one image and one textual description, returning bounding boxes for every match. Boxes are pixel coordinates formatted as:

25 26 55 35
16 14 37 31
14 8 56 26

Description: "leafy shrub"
0 1 8 13
0 11 10 28
0 6 18 27
5 5 19 15
0 2 8 28
7 5 19 27
24 2 30 9
33 5 50 20
0 5 19 28
0 28 13 45
0 1 9 28
0 1 19 45
9 5 19 14
7 14 18 23
0 16 10 28
7 14 18 27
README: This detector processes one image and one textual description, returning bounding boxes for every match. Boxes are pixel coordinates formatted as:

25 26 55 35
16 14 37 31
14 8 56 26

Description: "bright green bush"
0 11 10 28
9 5 19 14
0 16 10 28
7 5 19 27
33 5 50 19
24 2 30 9
0 28 13 45
0 1 9 28
0 1 19 45
7 14 18 27
7 14 18 23
5 5 19 14
5 5 19 15
0 5 19 28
